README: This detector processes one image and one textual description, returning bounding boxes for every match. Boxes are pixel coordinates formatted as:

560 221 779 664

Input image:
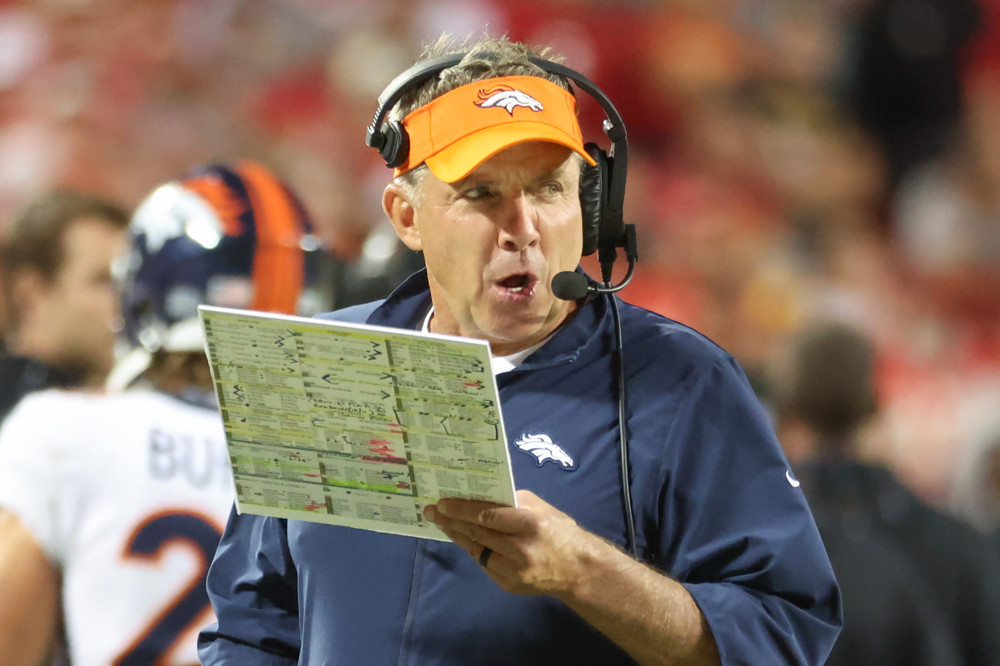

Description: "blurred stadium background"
1 0 998 510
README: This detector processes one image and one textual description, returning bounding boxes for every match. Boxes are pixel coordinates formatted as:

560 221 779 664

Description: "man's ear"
8 269 46 319
4 268 48 341
383 183 421 251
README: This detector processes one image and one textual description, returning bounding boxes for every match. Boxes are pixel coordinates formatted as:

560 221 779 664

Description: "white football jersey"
0 388 234 665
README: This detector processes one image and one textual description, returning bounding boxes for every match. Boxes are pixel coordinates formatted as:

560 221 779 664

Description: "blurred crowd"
1 0 999 516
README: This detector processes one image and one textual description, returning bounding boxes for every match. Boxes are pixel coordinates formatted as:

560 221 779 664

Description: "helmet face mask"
115 162 335 357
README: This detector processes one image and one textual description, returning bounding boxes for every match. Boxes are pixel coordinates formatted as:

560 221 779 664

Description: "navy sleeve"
198 506 301 664
199 300 382 662
659 356 842 665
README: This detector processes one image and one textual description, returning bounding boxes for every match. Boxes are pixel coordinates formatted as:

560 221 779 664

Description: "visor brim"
424 123 598 183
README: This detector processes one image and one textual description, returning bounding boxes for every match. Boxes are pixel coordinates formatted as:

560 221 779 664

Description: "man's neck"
3 338 95 388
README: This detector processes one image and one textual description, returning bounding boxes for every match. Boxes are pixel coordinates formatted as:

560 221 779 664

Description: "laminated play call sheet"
198 306 515 541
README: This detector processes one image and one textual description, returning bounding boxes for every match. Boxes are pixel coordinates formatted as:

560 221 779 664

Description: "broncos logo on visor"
475 85 544 115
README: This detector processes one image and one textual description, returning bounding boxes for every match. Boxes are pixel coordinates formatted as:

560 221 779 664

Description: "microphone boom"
551 256 636 301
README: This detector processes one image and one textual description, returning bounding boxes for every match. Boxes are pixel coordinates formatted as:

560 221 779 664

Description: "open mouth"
496 273 535 296
500 274 530 292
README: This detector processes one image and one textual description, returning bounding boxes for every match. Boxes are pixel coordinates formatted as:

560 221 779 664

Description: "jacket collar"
365 269 611 371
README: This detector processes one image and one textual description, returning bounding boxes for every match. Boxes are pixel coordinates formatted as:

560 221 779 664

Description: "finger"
440 524 516 582
427 505 501 551
468 546 533 594
425 509 533 591
426 506 525 575
477 548 520 586
434 498 504 523
435 498 536 536
426 509 483 553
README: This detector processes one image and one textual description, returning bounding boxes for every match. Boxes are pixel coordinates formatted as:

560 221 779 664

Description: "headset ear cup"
579 143 606 256
380 121 410 168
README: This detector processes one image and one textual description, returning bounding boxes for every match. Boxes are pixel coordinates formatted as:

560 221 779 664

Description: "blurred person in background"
0 160 335 665
951 424 1000 555
807 502 963 666
772 320 1000 666
0 190 128 421
849 0 982 189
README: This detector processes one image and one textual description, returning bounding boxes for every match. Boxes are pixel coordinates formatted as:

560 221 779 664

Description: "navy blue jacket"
200 271 842 665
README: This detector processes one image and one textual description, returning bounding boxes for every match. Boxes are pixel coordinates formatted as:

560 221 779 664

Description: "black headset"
365 52 636 286
366 52 639 558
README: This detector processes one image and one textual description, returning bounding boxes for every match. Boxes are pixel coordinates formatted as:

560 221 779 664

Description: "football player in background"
0 191 129 422
0 160 334 665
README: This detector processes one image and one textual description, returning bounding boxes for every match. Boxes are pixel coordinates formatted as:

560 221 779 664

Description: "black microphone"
551 272 592 300
551 257 636 301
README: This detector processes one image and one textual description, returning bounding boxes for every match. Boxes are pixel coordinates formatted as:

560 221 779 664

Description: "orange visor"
395 75 597 182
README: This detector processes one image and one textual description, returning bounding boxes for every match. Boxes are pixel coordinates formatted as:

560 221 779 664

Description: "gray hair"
390 33 576 210
387 33 571 124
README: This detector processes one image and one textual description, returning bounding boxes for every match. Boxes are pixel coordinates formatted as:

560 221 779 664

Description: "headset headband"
365 52 628 222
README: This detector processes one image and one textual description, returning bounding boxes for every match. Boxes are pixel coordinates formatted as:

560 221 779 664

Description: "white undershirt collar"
420 307 548 375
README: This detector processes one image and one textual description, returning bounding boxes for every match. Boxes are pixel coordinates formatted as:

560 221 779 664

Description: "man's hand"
424 490 720 665
424 489 598 597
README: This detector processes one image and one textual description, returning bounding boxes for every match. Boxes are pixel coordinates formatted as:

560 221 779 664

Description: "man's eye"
534 182 563 198
463 187 493 200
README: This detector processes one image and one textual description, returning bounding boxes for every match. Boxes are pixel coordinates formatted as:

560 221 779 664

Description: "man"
200 35 841 665
0 161 334 665
805 502 963 665
0 191 129 421
772 320 1000 666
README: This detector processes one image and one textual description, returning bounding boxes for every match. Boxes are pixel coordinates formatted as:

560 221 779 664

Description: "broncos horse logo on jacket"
514 433 576 470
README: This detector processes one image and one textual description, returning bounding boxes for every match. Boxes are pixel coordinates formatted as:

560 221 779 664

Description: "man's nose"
497 194 540 252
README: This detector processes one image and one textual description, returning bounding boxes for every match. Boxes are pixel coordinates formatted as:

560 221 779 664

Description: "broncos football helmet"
110 160 335 388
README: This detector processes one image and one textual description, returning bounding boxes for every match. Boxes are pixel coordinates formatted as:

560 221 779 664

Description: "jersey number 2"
114 511 222 665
